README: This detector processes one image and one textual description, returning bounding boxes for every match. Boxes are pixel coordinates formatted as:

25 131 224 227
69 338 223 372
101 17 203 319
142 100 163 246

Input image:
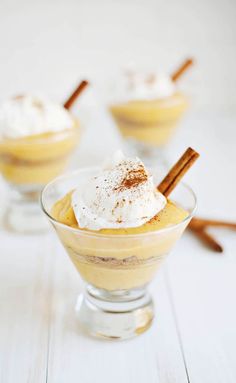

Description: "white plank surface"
1 111 236 382
1 112 236 383
166 232 236 383
0 232 52 382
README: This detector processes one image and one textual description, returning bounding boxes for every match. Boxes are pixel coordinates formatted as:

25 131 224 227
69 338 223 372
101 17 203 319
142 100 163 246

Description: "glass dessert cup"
41 168 196 340
0 124 79 234
109 93 188 164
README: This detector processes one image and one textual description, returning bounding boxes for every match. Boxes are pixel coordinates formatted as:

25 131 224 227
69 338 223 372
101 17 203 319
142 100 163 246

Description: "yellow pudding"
110 93 187 146
51 190 189 290
0 94 80 186
0 124 79 185
0 93 84 235
52 190 188 233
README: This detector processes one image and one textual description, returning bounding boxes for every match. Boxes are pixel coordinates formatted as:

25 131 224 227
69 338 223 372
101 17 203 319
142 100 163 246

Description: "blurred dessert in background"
0 80 88 233
0 95 79 185
109 59 193 159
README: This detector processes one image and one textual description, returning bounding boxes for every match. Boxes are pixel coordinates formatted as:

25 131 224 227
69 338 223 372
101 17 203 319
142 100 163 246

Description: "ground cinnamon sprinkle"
114 164 148 192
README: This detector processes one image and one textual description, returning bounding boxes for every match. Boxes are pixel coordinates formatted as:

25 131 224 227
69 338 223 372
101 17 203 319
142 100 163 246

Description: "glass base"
4 187 49 234
75 285 154 340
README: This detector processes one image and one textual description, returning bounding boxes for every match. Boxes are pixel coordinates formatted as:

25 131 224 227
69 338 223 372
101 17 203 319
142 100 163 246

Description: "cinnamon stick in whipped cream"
64 80 89 110
171 58 194 82
158 147 199 197
156 149 223 253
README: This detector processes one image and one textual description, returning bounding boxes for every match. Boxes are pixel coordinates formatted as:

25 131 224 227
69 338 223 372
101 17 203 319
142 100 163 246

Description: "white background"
0 1 236 383
0 0 236 111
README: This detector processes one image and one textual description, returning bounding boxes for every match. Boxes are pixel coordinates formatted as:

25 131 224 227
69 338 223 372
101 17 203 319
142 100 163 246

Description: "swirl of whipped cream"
114 71 176 103
72 151 166 230
0 95 74 139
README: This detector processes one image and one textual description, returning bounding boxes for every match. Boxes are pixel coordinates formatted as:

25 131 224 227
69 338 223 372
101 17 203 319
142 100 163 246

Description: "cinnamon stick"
63 80 89 110
189 226 223 253
156 147 225 253
171 58 194 82
188 217 236 253
190 217 236 231
158 147 199 197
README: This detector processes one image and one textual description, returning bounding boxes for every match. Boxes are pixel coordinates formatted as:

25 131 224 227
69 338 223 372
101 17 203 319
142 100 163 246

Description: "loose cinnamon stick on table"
158 147 199 197
171 58 194 82
189 226 223 253
64 80 89 110
190 217 236 231
189 217 236 253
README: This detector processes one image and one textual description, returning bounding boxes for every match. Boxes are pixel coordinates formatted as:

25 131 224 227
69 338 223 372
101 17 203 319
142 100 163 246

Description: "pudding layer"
110 93 187 146
50 191 189 290
0 126 79 184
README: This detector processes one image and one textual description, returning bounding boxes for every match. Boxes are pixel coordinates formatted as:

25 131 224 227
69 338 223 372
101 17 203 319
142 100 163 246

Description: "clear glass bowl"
41 168 196 340
0 122 80 233
109 88 188 164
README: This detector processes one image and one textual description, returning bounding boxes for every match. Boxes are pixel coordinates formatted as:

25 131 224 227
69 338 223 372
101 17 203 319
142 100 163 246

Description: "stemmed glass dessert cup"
0 123 79 233
109 95 188 164
108 60 194 164
41 168 196 340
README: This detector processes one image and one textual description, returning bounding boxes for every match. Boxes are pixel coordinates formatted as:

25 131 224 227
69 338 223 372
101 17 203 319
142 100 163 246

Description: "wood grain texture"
0 232 53 383
166 233 236 383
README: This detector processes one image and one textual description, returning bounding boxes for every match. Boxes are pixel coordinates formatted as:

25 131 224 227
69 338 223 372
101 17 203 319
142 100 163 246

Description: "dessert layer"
51 190 188 234
49 151 190 291
110 93 187 124
51 189 189 290
0 95 74 139
71 151 166 230
111 71 176 103
0 127 79 184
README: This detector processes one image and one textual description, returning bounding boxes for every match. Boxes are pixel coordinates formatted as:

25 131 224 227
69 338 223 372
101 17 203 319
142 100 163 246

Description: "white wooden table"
0 109 236 383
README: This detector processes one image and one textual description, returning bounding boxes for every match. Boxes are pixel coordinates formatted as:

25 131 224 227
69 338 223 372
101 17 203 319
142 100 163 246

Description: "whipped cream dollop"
0 95 74 139
114 71 176 102
72 151 166 230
